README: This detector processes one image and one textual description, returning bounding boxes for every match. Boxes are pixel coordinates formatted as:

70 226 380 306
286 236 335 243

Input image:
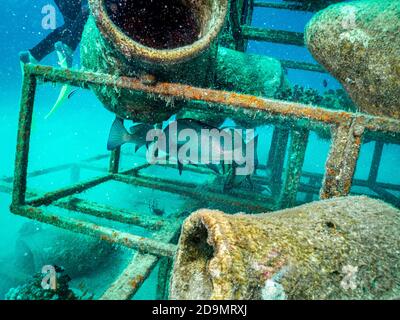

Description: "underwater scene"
0 0 399 301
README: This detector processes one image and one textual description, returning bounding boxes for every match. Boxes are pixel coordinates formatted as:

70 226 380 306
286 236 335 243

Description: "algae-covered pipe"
170 196 400 300
81 0 228 123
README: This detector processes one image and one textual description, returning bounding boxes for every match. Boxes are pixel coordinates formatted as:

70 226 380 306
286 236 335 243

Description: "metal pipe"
12 66 36 206
10 205 177 258
280 128 310 208
320 122 363 198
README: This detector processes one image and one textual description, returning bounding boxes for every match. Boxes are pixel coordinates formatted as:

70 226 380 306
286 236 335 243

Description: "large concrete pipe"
170 196 400 300
81 0 228 123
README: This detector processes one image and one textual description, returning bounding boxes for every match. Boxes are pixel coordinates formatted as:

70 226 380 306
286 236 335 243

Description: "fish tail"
107 118 129 151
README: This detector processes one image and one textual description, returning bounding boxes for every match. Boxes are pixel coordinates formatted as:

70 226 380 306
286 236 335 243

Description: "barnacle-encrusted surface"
170 196 400 300
81 0 227 123
305 0 400 119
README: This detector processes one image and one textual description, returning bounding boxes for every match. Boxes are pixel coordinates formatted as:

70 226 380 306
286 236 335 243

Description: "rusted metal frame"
270 128 290 199
18 65 400 200
302 182 399 208
267 127 279 169
3 163 72 183
320 120 364 199
124 167 276 210
100 215 183 300
253 166 400 206
26 174 112 207
113 172 275 212
253 1 315 11
100 252 159 300
109 147 121 174
27 65 358 127
280 59 326 74
12 66 37 206
75 162 108 173
156 257 174 300
153 216 183 301
301 170 400 192
127 165 270 206
120 163 153 176
358 114 400 137
241 25 305 46
229 0 246 51
371 186 400 208
163 162 219 176
237 0 255 51
10 204 177 258
24 65 400 139
304 176 319 203
54 197 167 231
279 128 310 208
3 154 110 184
368 141 384 185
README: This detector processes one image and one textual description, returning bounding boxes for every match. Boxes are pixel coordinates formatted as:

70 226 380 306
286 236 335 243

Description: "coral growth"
5 267 76 300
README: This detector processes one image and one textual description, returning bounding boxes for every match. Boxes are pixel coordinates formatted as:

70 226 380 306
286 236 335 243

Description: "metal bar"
280 59 326 74
10 205 177 258
371 186 400 208
280 128 310 208
4 163 72 184
3 153 110 184
26 65 400 138
320 122 364 198
267 127 280 169
368 141 384 185
156 257 173 300
55 197 167 231
304 176 319 203
17 65 398 138
113 173 275 212
241 25 305 46
26 65 358 127
271 128 290 198
100 253 159 300
230 0 245 51
109 148 121 174
299 170 400 192
27 174 113 206
12 66 37 206
100 215 182 300
254 1 314 11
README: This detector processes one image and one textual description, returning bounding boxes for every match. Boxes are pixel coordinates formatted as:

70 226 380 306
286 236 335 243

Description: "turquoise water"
0 0 399 300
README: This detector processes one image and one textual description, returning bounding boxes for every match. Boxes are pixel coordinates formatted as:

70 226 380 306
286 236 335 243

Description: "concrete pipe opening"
90 0 228 64
170 216 215 300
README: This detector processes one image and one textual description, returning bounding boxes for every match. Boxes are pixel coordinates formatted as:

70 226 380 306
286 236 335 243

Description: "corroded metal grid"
227 0 327 72
7 59 400 299
6 0 399 299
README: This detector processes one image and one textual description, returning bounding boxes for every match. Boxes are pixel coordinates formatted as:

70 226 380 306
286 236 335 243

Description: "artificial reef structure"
80 0 287 124
305 0 400 119
170 196 400 300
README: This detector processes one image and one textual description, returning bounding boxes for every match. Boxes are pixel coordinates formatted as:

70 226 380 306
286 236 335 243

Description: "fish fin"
68 88 79 99
44 85 72 119
134 142 148 153
107 118 129 151
178 161 184 175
